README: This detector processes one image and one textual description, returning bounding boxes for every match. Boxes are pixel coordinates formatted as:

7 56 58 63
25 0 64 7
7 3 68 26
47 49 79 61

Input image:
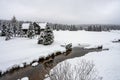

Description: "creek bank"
0 46 108 80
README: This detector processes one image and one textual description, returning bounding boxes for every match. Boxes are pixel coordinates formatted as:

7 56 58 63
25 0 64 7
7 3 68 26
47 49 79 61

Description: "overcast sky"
0 0 120 24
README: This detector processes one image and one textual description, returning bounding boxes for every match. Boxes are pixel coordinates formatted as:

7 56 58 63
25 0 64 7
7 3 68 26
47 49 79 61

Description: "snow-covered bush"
47 59 102 80
38 25 54 45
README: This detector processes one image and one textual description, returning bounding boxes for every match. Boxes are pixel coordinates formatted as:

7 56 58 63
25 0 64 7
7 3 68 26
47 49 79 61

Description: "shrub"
48 59 102 80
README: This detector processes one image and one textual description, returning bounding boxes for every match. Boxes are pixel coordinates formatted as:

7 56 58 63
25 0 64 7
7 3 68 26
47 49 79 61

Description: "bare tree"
47 59 102 80
73 60 102 80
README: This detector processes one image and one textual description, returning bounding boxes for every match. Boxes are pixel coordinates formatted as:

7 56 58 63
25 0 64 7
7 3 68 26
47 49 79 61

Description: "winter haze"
0 0 120 24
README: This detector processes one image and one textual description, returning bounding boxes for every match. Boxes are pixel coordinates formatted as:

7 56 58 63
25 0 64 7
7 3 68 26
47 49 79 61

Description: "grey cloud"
0 0 120 24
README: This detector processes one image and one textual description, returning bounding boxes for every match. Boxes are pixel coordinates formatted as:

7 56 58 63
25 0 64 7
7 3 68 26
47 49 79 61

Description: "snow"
83 43 120 80
44 74 50 80
44 77 50 80
38 22 47 29
31 62 38 67
47 30 120 80
18 77 29 80
47 43 120 80
21 77 29 80
0 36 65 73
22 23 30 29
59 42 120 80
0 30 120 80
54 30 119 48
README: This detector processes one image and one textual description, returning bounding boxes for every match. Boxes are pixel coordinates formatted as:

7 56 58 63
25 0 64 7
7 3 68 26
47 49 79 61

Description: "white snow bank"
82 43 120 80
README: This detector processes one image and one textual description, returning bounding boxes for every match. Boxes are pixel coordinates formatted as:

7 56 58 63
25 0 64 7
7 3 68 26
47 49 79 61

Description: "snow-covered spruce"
27 23 35 39
0 16 23 40
1 25 7 36
38 24 54 45
38 31 44 44
5 25 14 41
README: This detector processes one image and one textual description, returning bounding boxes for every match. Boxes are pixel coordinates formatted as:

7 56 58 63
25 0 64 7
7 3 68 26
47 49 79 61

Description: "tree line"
48 23 120 31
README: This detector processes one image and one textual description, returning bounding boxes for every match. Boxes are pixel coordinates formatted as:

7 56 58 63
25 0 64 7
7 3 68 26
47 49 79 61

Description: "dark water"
0 47 104 80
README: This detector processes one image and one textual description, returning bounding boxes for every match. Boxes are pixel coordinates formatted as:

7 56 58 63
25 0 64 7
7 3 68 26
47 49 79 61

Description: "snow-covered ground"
85 44 120 80
0 36 65 73
47 30 120 80
0 30 120 79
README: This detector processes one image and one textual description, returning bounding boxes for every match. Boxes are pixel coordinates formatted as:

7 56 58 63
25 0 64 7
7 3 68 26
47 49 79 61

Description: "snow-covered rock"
31 62 38 67
17 77 29 80
21 77 29 80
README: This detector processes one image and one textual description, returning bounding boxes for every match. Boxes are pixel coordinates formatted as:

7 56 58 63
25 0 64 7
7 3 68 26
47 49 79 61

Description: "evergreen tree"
5 26 13 40
38 31 44 44
17 24 24 37
38 25 54 45
11 16 18 37
42 25 54 45
27 23 35 39
1 25 7 36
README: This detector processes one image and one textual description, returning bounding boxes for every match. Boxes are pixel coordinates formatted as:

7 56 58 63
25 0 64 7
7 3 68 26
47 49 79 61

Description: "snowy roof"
22 23 30 29
38 23 47 29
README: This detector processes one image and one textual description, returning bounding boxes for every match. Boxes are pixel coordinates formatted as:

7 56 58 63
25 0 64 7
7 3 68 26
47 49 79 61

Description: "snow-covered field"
0 30 120 80
47 30 120 80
